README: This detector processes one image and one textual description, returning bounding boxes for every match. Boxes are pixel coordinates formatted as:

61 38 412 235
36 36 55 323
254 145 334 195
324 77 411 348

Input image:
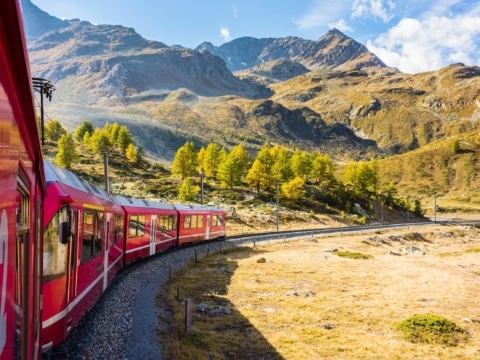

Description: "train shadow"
160 241 285 359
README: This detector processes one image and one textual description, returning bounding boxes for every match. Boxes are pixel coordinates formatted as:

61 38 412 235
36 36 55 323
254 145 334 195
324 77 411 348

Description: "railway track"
65 219 480 359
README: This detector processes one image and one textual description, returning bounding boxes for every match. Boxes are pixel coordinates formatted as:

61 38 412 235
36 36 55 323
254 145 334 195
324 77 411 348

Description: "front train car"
41 160 124 352
113 196 178 264
175 205 226 245
0 1 46 359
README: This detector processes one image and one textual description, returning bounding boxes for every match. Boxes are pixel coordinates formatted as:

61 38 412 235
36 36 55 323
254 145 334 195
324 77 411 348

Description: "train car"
113 196 178 264
0 1 46 359
175 205 226 245
41 160 124 351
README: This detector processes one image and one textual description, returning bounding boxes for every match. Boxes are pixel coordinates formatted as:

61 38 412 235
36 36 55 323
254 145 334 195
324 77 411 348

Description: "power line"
32 77 55 145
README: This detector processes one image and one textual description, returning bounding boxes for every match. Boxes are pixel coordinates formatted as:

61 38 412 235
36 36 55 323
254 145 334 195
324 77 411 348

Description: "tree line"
45 119 143 169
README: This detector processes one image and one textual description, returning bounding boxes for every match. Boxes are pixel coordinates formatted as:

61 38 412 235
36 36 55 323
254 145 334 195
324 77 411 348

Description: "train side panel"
41 161 124 350
0 1 46 359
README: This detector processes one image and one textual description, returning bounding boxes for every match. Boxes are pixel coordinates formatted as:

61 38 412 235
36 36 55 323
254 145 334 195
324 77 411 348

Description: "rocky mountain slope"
22 0 480 169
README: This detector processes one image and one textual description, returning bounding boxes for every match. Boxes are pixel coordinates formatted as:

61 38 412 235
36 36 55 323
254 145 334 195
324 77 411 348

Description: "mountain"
196 29 386 72
22 0 480 171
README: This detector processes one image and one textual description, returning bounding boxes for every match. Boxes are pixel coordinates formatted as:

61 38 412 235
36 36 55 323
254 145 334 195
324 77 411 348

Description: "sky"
30 0 480 74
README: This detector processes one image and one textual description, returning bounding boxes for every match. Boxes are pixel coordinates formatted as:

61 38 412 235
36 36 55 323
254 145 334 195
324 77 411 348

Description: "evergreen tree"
56 133 77 169
73 120 94 142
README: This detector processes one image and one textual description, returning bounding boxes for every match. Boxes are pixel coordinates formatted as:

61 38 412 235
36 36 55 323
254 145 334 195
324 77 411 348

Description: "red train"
0 1 46 359
41 161 227 352
1 1 227 358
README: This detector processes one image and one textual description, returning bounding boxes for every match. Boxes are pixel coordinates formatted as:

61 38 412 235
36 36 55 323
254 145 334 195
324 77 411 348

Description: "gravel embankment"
63 241 225 360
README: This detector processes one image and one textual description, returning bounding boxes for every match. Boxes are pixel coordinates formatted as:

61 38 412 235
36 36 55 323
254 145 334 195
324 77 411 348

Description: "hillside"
24 0 480 212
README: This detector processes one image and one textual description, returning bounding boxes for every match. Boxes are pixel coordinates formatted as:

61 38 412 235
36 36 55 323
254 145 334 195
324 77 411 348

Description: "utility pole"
32 77 55 145
276 180 279 231
104 150 110 194
200 171 204 205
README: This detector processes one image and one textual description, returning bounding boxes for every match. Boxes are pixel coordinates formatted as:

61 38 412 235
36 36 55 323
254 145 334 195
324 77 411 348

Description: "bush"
396 314 468 346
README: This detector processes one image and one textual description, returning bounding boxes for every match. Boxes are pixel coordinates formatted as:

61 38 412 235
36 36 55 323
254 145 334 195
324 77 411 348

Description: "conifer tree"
281 176 306 199
203 142 222 179
45 119 67 142
116 125 134 153
178 177 200 202
291 150 312 181
172 141 198 179
126 143 138 163
73 120 94 142
56 133 77 169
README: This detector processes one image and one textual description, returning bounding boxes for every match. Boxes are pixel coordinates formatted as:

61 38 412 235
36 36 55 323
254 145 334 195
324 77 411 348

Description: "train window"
94 212 104 256
43 207 69 281
82 210 94 263
113 213 123 245
183 215 191 229
128 214 145 237
82 209 104 263
212 215 223 226
198 215 204 228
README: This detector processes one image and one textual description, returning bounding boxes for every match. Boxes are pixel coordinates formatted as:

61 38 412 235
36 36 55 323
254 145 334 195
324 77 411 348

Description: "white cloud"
352 0 396 22
328 19 353 33
295 0 351 30
220 27 232 42
233 6 238 18
367 14 480 73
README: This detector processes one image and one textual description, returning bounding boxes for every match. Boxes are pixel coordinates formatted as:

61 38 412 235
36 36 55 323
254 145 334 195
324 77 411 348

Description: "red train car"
113 196 178 264
175 205 226 245
0 1 46 359
41 161 124 351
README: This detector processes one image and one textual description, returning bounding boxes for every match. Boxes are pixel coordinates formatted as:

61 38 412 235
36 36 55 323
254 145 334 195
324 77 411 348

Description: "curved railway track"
64 219 480 359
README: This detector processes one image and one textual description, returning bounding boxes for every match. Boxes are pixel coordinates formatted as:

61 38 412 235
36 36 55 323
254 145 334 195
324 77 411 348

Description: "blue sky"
30 0 480 74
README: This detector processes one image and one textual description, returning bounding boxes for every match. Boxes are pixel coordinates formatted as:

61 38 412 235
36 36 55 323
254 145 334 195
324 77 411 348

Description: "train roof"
44 159 114 203
112 195 175 210
174 204 225 212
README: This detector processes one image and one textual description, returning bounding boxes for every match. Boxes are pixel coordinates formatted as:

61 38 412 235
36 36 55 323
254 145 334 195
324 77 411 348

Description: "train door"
149 215 156 256
67 209 78 305
206 214 211 240
15 173 35 359
103 213 110 291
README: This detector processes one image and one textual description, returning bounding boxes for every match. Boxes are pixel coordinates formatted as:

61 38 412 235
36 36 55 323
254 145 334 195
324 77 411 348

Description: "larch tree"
116 125 134 153
281 176 306 199
245 159 263 193
56 133 77 169
178 177 200 202
271 146 293 183
45 119 67 142
291 150 312 181
125 143 138 163
203 142 222 179
172 141 198 179
73 120 94 142
311 152 335 187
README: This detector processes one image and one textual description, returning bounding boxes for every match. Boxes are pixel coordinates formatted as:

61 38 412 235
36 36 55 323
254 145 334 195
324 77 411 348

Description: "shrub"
396 314 468 346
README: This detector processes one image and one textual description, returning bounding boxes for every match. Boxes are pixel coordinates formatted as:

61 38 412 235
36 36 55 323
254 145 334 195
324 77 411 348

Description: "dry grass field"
161 224 480 359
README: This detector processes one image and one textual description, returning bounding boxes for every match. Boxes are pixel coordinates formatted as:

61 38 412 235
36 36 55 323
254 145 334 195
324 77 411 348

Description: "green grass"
396 314 468 346
333 251 373 259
